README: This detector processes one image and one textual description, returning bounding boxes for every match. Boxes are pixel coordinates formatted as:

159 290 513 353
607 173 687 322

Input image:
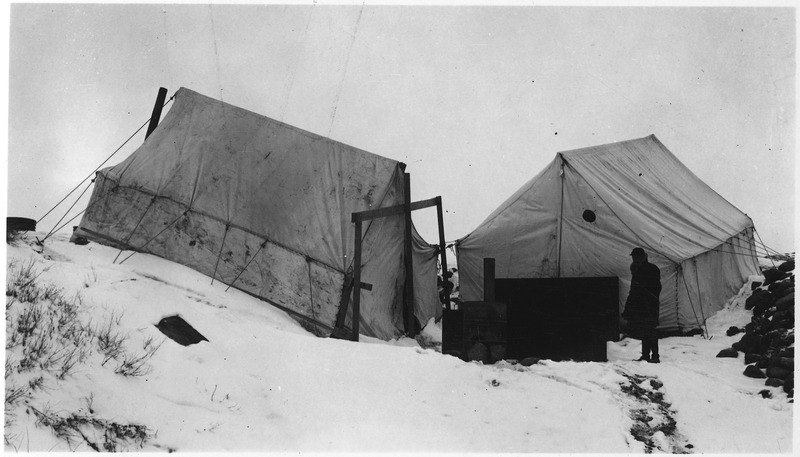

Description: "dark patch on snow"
618 372 692 453
155 315 209 346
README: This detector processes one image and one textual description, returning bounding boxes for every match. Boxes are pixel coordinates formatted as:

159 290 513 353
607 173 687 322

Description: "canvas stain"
155 315 209 346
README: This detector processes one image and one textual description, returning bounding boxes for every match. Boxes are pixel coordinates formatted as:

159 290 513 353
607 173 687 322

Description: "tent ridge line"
97 175 346 275
177 87 397 166
558 134 657 158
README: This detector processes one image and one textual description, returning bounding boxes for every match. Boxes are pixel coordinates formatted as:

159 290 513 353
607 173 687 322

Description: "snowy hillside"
4 233 794 453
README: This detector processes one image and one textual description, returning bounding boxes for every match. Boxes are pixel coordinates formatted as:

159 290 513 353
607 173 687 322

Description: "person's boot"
635 339 651 362
648 339 660 363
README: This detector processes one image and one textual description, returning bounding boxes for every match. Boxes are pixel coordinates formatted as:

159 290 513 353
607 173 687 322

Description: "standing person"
622 247 663 363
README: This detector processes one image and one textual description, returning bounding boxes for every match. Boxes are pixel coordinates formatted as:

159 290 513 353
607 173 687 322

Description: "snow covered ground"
4 233 794 453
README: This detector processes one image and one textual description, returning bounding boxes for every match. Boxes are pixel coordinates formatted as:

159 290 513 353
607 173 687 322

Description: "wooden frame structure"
335 172 448 341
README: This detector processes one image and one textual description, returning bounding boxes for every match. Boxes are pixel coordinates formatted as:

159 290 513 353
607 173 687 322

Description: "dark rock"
467 342 490 363
733 333 763 354
716 348 739 358
763 268 790 286
779 347 794 358
744 365 767 378
766 366 792 380
784 376 794 395
775 292 794 311
756 359 770 369
726 326 742 336
765 377 785 387
745 289 774 311
771 309 790 322
751 281 763 290
766 328 792 346
768 281 793 297
778 260 795 272
766 329 794 349
754 302 776 318
744 353 763 365
683 328 704 337
759 389 773 399
770 319 794 331
489 344 506 362
71 236 89 245
520 357 541 366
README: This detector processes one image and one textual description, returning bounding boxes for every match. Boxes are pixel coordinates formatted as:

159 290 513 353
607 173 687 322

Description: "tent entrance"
336 175 448 342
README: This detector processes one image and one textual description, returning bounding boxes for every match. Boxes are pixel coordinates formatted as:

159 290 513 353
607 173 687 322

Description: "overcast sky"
5 3 795 254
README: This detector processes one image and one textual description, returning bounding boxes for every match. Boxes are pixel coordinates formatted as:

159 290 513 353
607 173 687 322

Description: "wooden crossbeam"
351 196 441 223
341 181 447 342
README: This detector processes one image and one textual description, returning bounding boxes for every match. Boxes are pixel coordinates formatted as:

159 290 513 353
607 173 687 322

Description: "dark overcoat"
622 261 662 326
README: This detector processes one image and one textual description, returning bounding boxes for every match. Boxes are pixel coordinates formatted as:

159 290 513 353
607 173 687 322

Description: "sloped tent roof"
456 135 760 333
73 87 441 340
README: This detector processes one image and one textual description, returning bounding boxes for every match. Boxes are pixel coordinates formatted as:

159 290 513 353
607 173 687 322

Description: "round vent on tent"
582 210 597 223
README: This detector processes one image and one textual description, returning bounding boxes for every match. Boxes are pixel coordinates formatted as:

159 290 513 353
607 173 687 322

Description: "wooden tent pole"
352 220 363 341
403 173 416 336
556 154 566 278
145 87 169 139
436 196 450 311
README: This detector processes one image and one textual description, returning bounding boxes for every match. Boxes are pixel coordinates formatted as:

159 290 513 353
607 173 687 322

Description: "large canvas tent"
72 87 441 340
456 135 760 334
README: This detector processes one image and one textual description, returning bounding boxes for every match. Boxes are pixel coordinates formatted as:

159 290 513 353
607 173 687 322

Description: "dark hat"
630 247 646 257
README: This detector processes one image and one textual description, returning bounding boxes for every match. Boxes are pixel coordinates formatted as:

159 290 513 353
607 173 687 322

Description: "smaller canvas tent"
72 87 442 340
456 135 760 334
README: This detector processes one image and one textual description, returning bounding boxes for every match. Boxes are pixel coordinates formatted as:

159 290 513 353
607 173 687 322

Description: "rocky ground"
717 258 795 400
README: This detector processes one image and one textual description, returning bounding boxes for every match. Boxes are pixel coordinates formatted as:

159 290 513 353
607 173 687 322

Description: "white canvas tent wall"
456 135 760 334
72 87 441 340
